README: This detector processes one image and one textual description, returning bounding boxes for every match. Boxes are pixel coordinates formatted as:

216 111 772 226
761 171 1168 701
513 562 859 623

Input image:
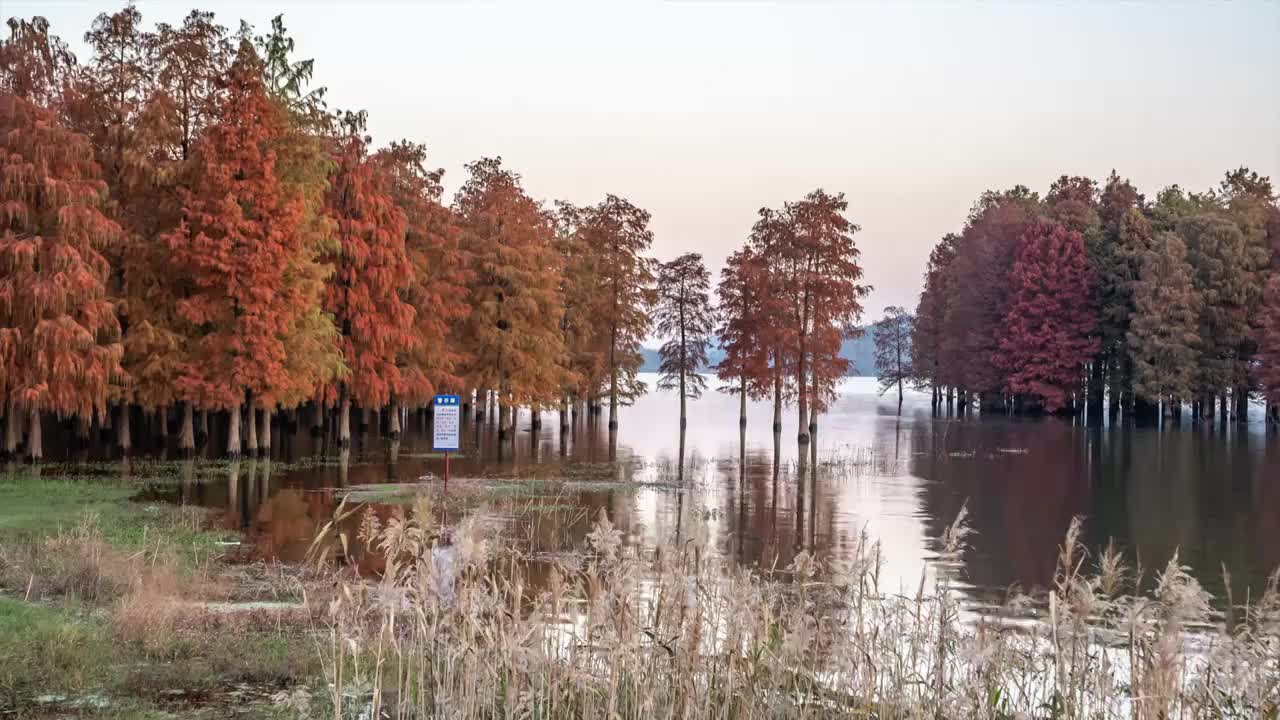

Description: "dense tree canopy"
995 220 1098 412
912 169 1278 422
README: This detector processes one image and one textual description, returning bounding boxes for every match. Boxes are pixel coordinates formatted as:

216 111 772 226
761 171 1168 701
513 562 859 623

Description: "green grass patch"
0 471 237 561
0 595 112 709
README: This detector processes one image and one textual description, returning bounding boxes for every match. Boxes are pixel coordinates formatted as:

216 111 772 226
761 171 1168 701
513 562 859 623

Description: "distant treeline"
0 7 874 461
911 171 1280 423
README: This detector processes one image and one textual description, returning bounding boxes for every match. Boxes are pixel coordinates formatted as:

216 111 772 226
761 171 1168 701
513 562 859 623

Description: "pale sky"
13 1 1280 320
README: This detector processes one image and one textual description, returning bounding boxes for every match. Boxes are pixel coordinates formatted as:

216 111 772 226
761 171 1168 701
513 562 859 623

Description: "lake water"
145 374 1280 609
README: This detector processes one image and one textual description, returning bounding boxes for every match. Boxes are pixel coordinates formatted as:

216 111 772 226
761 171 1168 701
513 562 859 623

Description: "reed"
296 498 1279 720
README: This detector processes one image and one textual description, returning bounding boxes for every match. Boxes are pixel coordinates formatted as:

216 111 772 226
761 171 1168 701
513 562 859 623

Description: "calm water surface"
165 374 1280 608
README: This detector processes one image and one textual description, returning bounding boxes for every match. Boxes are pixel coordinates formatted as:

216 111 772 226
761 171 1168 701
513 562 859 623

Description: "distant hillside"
640 331 876 376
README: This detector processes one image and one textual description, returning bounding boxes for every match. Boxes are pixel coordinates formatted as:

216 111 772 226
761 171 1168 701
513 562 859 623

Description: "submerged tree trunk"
246 398 259 456
338 389 351 448
180 403 195 453
1087 357 1105 423
498 398 511 439
259 406 271 454
389 402 402 439
118 404 132 453
26 408 41 461
772 364 782 435
227 401 242 457
157 405 169 444
4 399 22 456
797 352 809 445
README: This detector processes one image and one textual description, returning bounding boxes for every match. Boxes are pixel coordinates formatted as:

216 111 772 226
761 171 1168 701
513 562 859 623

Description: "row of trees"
0 7 874 462
713 191 871 444
0 8 655 460
910 170 1280 423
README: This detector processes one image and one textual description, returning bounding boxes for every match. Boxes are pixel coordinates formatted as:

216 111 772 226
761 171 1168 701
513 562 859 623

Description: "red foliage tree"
0 93 124 459
911 233 960 408
372 141 471 420
322 115 416 446
995 220 1099 412
161 44 308 456
944 187 1040 410
784 190 870 441
715 245 771 429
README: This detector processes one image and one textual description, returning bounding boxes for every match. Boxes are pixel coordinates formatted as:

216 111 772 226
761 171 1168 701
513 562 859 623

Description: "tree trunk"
246 397 259 456
772 370 782 436
1087 357 1105 423
180 403 195 453
389 402 402 439
739 376 747 430
26 408 41 461
227 401 242 457
560 397 570 431
809 362 819 439
797 351 809 445
118 404 132 453
1219 394 1230 424
338 390 351 448
157 404 169 442
259 406 271 453
75 413 92 448
1235 387 1248 424
310 403 323 437
897 380 904 415
4 398 22 456
531 408 542 430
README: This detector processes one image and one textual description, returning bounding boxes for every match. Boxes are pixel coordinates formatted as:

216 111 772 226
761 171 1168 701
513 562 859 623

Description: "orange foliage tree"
373 140 471 434
322 114 416 446
553 202 608 423
0 92 124 459
455 157 567 436
160 43 310 456
576 195 656 432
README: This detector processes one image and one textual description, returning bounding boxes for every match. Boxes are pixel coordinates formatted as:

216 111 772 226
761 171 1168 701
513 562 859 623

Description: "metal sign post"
433 394 460 491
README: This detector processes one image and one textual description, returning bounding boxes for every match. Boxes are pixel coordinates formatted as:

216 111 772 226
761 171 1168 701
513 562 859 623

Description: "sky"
12 1 1280 320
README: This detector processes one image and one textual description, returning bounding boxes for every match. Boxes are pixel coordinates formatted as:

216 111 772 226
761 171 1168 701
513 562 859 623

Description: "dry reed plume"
290 496 1279 720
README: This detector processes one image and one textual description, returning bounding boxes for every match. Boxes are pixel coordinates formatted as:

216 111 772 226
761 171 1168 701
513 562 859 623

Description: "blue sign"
433 395 460 451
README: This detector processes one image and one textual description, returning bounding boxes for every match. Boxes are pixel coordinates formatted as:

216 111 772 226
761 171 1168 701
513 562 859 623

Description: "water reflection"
34 374 1279 609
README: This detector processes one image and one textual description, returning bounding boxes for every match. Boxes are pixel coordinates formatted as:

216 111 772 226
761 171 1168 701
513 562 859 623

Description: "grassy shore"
0 468 321 718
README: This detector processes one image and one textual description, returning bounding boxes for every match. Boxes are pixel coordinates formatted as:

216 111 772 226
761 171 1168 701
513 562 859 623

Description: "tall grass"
299 497 1279 719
